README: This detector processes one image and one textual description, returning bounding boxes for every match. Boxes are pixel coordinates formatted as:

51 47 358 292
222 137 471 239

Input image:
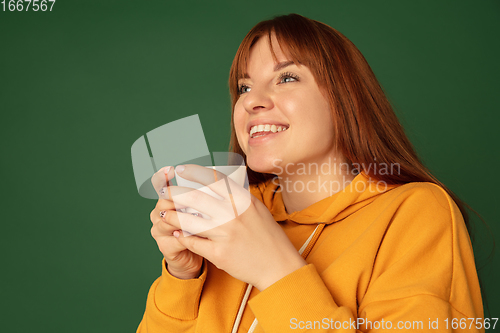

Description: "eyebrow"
274 60 295 72
240 61 297 80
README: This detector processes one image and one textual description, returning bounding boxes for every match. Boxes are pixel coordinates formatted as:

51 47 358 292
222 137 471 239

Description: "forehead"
244 34 291 74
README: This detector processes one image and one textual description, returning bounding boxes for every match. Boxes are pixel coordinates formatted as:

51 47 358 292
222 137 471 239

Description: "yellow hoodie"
137 172 484 332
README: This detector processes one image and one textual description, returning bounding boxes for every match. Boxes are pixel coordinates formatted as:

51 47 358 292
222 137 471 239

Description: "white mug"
174 165 247 220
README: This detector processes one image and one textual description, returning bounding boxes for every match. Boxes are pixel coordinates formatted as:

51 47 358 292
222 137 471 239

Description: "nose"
242 85 274 113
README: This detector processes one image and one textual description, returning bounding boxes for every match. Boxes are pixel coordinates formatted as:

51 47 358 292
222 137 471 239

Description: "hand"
164 164 306 291
150 166 203 280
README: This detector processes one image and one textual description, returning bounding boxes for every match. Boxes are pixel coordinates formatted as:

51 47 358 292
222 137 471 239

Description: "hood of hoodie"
250 171 400 225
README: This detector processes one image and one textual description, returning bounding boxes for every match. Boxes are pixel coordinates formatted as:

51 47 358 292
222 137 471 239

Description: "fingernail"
159 188 165 196
159 211 166 218
173 230 180 238
176 165 185 174
164 166 171 174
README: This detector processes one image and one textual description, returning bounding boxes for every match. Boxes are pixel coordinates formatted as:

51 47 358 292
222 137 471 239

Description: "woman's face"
234 34 338 176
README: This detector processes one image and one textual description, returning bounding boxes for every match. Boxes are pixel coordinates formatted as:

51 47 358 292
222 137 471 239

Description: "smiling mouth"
249 124 289 138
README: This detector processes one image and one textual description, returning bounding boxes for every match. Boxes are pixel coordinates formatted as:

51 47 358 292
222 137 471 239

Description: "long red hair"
228 14 472 231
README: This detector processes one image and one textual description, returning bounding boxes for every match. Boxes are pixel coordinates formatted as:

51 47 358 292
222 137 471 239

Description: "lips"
246 119 289 135
250 124 289 138
248 125 288 146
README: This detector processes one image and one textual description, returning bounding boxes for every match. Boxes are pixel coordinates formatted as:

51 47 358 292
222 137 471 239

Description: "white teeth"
249 124 289 138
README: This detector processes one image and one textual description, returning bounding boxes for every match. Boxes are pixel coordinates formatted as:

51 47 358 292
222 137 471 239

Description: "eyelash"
237 72 300 95
278 72 300 84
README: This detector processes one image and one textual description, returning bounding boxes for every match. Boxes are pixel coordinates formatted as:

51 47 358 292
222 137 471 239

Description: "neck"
277 157 356 214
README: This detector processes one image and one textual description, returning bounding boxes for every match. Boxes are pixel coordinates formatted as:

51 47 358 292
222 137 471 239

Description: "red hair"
228 14 472 230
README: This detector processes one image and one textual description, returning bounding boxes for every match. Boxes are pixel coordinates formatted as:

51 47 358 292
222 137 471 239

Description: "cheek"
233 103 246 144
299 92 335 140
314 110 335 142
280 90 331 125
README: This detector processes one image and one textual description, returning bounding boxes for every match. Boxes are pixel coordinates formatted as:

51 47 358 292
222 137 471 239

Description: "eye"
238 84 251 95
278 72 299 84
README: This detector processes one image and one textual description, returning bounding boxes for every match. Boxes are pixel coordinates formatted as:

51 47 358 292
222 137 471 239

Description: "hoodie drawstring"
299 223 325 259
231 223 326 333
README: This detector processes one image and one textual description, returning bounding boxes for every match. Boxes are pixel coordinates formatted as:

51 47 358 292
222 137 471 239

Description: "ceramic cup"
174 165 247 221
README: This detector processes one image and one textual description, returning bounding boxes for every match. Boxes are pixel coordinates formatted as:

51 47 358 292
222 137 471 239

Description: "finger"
175 164 251 217
166 185 228 216
151 208 177 228
150 225 188 256
151 218 177 236
151 211 182 240
150 205 187 228
163 209 220 237
155 199 187 212
174 231 214 258
224 177 252 217
175 164 232 200
151 166 175 194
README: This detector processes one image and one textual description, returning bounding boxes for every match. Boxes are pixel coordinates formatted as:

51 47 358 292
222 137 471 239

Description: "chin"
246 154 283 175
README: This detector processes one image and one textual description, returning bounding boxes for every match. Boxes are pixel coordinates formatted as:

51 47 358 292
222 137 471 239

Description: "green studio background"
0 0 498 331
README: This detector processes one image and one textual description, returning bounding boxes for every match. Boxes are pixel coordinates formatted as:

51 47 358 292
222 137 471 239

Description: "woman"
137 14 484 332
